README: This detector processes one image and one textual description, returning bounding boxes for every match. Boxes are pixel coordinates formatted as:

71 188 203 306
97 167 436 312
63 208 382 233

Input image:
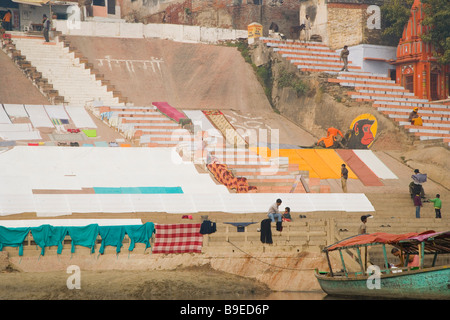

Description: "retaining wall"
54 20 248 44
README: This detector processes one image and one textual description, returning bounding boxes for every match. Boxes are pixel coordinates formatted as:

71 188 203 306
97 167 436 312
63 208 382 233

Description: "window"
107 0 115 14
93 0 105 6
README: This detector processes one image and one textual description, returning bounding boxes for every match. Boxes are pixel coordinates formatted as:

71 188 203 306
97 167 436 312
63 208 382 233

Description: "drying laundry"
153 223 203 254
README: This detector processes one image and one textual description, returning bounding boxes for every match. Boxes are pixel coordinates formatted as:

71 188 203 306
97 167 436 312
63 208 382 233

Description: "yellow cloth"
413 117 423 126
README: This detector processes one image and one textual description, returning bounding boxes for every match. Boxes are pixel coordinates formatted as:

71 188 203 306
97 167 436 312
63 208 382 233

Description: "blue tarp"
93 187 183 194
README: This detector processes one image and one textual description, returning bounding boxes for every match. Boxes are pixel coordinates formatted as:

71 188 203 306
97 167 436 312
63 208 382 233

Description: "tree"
380 0 414 46
421 0 450 65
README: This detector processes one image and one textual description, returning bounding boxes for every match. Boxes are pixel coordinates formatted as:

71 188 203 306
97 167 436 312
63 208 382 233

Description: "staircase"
93 105 310 193
261 38 450 147
93 105 190 147
9 32 125 107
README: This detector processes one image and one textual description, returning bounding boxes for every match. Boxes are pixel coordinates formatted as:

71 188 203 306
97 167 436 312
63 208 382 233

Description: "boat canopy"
325 230 450 254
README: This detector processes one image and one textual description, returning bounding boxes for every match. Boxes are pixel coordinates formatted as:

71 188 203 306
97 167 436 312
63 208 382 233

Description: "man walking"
341 164 348 193
340 45 349 72
42 14 50 42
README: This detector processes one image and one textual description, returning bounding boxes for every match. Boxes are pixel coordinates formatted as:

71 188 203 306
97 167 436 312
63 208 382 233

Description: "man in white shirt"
304 15 311 41
268 199 282 222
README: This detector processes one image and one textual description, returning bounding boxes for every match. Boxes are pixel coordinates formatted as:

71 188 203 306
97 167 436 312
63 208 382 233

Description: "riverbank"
0 265 272 300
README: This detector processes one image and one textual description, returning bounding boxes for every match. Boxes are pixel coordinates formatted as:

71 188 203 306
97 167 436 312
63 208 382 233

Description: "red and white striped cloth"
153 223 203 254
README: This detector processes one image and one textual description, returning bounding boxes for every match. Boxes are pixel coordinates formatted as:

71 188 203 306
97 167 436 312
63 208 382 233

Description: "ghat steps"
8 32 126 107
262 38 450 147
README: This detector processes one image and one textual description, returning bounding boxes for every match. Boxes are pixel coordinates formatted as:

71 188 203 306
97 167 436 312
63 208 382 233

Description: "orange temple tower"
393 0 449 101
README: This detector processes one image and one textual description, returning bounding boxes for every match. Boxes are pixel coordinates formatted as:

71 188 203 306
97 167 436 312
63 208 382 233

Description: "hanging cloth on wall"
98 225 126 254
199 220 217 235
67 224 99 254
30 225 67 255
124 222 155 252
260 219 272 244
0 226 30 256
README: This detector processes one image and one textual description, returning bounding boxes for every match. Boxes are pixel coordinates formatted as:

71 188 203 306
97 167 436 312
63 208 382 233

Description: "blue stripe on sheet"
93 187 184 194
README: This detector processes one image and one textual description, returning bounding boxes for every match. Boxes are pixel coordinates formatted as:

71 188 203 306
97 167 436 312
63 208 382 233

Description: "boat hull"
315 266 450 300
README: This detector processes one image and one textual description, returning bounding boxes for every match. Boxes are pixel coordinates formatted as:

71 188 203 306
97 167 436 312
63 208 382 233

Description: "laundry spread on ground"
153 223 203 254
152 102 187 123
207 162 255 193
202 110 247 147
93 186 184 194
336 149 383 186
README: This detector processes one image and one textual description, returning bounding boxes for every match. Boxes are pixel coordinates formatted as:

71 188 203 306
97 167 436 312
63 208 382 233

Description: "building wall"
120 0 300 37
327 3 366 50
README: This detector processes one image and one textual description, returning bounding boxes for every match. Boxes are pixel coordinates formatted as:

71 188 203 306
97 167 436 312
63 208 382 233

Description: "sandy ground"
0 50 50 105
0 265 271 300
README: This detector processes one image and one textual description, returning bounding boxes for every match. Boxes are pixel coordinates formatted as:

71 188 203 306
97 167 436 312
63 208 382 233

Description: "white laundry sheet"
0 123 33 131
353 150 398 179
3 104 28 118
0 192 375 217
65 105 97 128
0 123 40 141
182 110 222 137
0 219 142 227
0 146 375 216
25 105 54 128
0 131 41 140
44 105 70 120
0 105 12 124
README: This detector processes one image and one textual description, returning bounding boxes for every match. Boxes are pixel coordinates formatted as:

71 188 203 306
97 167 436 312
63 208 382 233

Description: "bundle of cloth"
206 162 256 193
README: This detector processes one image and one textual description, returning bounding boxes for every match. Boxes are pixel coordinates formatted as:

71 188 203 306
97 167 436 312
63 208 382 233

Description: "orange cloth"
412 117 423 126
3 12 11 22
318 135 335 148
327 127 344 138
207 162 256 193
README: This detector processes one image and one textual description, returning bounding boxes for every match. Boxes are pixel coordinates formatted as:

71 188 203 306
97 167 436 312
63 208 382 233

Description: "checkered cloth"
153 223 203 254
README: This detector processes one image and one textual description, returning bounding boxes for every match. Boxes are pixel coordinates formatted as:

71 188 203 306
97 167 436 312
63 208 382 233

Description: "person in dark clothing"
341 163 348 193
340 45 349 71
42 14 50 42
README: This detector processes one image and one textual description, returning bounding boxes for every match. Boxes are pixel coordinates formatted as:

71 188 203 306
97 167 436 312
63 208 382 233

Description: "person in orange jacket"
2 10 12 31
316 127 344 148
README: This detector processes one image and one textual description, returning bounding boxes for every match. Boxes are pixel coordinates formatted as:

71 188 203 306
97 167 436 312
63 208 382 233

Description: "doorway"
430 73 438 100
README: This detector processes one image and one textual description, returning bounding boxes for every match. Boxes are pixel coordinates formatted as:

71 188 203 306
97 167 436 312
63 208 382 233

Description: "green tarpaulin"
82 129 97 137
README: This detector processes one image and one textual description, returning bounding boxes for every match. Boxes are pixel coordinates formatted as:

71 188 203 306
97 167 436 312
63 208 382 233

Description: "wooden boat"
315 230 450 300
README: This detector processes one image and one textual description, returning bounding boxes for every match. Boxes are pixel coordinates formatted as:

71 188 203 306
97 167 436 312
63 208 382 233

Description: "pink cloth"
152 102 186 123
409 255 420 267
